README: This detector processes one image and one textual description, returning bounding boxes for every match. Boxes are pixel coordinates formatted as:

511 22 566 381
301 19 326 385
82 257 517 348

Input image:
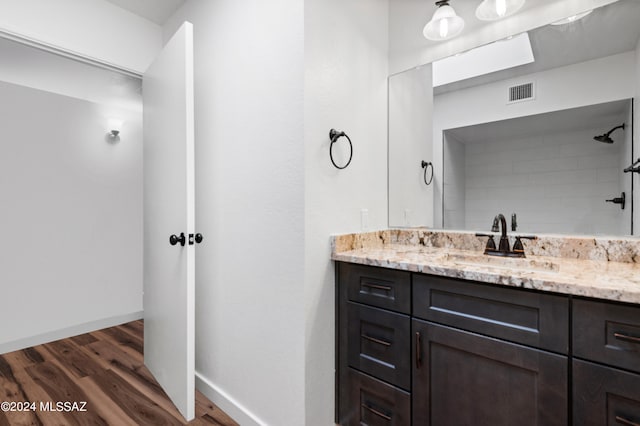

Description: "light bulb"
476 0 525 21
439 19 449 38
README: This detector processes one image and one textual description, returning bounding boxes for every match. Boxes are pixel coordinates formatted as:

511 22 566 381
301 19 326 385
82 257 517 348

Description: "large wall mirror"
388 0 640 236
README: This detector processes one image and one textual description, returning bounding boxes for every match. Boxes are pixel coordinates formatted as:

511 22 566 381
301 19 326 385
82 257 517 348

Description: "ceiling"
435 0 640 94
103 0 186 25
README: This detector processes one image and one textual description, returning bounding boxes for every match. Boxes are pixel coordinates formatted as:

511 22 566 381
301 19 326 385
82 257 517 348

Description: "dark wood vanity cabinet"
336 263 412 425
412 320 567 426
336 261 640 426
572 299 640 426
412 275 568 426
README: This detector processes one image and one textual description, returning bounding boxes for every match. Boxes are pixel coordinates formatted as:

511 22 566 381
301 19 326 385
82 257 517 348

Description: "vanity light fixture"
476 0 526 21
550 9 593 25
423 1 465 41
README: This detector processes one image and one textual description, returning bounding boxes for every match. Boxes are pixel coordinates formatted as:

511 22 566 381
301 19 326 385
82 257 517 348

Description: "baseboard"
0 311 144 355
195 371 266 426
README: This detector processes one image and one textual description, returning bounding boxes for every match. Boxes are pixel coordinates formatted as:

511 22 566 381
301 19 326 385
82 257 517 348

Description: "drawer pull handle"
361 404 391 421
361 282 392 292
361 334 392 347
615 415 640 426
614 333 640 344
416 331 422 369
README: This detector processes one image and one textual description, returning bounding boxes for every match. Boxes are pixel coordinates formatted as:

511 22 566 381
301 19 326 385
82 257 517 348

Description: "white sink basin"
439 252 560 273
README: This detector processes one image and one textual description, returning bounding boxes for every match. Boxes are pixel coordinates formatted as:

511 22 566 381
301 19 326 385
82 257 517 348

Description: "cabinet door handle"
361 404 391 421
361 334 392 347
361 282 392 292
614 332 640 344
415 331 422 369
615 415 640 426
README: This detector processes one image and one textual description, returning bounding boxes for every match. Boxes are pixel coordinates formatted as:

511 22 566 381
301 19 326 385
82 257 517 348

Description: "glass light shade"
423 4 465 41
476 0 526 21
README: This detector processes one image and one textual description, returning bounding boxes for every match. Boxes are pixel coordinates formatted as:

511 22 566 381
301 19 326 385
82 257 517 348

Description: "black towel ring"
421 161 433 185
329 129 353 170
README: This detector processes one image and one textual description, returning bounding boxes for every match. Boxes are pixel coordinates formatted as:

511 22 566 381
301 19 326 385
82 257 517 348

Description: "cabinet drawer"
573 299 640 374
573 359 640 426
340 262 410 314
347 303 410 390
341 368 410 426
413 274 569 353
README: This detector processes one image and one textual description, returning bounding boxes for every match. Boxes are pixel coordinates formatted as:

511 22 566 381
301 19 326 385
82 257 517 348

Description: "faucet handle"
475 233 497 253
491 216 499 232
513 235 537 254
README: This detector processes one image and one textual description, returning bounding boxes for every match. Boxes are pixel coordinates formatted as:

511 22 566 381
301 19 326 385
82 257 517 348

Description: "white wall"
389 65 434 227
163 1 305 425
0 0 162 74
443 133 466 229
0 37 141 111
304 0 389 424
454 124 626 235
0 79 143 352
433 51 637 226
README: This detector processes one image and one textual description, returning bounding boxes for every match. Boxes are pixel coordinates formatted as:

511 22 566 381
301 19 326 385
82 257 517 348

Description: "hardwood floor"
0 320 238 426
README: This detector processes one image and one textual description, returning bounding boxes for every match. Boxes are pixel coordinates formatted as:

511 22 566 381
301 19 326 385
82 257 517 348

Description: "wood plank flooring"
0 320 238 426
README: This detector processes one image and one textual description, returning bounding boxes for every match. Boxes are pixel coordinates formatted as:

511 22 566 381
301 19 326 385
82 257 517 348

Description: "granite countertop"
331 229 640 304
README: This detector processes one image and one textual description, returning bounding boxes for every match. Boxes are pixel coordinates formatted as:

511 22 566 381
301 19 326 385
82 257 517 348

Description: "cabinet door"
412 320 567 426
573 299 640 374
574 359 640 426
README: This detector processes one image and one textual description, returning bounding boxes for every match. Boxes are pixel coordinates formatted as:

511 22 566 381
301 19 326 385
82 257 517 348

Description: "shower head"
594 123 625 143
594 134 614 143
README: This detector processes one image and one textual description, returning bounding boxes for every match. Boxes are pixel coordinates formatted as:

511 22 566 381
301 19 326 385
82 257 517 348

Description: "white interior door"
143 21 195 421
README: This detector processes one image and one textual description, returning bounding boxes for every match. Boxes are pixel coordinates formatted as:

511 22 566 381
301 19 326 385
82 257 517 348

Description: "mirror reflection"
388 0 640 236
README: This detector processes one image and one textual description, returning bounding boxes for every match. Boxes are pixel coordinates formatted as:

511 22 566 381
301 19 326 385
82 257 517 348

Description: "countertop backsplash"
332 229 640 264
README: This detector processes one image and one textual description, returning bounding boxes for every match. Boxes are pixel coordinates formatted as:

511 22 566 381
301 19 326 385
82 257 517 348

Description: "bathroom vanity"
333 229 640 426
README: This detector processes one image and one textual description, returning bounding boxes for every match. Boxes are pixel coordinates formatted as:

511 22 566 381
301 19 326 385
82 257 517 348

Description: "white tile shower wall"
434 51 636 227
463 126 626 235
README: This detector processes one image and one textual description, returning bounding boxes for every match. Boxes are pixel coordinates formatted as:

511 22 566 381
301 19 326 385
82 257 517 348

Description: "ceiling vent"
508 82 535 104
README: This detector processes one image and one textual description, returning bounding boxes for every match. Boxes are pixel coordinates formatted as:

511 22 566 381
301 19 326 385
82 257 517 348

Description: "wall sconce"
423 1 465 41
476 0 526 21
107 118 124 141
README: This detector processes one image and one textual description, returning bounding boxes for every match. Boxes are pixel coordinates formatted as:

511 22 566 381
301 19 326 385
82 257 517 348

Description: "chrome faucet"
491 214 510 253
